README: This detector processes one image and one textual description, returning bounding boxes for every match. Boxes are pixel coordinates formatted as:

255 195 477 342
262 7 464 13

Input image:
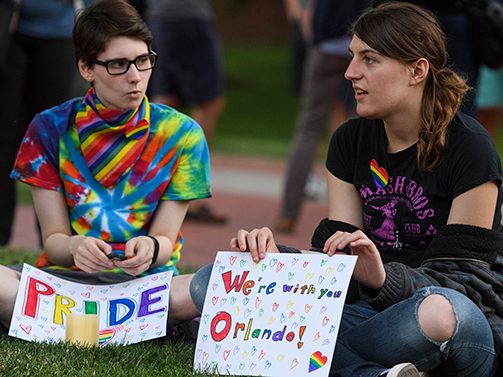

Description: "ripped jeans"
330 287 498 377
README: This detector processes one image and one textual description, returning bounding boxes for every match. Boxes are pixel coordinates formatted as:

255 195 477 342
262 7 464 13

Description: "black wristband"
146 236 159 265
311 218 361 254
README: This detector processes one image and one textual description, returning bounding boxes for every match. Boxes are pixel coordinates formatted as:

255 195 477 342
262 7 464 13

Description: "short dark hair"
73 0 152 67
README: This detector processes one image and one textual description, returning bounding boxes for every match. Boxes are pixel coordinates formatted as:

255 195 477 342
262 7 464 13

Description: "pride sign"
9 264 172 346
194 252 357 377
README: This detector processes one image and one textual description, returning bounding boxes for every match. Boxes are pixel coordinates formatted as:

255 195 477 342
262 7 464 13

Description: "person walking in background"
0 0 92 246
275 0 370 234
283 0 312 95
477 66 503 144
144 0 227 224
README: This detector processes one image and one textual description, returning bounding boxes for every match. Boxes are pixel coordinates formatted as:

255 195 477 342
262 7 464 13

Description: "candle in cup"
65 313 99 347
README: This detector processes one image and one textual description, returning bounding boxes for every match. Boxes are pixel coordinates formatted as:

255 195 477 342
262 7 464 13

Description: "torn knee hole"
418 294 456 342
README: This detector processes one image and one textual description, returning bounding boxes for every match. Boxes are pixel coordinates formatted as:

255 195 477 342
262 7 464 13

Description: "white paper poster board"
194 251 357 376
9 264 173 346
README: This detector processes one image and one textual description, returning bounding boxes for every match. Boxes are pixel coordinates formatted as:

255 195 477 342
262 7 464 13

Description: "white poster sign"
9 264 172 346
194 251 357 377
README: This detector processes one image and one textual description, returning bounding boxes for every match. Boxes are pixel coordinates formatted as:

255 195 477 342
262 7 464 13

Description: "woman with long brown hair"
221 2 503 376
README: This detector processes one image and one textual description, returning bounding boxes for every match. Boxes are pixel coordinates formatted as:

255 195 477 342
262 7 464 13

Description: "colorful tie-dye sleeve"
10 112 63 191
162 118 212 201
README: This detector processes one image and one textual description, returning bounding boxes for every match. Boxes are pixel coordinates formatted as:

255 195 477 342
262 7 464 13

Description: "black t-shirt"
326 114 502 267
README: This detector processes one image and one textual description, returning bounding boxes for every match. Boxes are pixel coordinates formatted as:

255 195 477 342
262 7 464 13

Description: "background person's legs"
0 35 26 245
276 50 350 233
148 19 227 224
0 34 76 246
191 96 226 145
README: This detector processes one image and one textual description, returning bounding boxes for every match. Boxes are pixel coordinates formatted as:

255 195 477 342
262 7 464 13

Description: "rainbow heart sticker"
370 159 389 188
308 351 328 372
99 325 124 347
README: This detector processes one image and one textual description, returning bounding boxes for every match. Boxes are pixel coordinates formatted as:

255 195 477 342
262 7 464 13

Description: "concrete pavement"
7 153 328 268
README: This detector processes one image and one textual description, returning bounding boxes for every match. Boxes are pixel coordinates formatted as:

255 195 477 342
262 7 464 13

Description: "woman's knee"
418 293 456 341
189 263 213 313
416 287 492 345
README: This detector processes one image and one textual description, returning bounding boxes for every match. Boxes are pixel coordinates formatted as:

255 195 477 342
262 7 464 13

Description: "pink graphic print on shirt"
361 159 437 250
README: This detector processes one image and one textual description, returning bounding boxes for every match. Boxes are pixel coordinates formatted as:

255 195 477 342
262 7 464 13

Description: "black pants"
0 32 76 245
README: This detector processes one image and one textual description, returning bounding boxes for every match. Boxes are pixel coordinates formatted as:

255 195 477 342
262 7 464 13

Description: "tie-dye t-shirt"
11 97 211 274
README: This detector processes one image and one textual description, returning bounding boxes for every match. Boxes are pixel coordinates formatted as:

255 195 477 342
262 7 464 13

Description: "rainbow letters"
9 264 172 346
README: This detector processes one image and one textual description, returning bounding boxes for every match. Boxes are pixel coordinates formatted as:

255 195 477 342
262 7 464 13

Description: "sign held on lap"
194 251 357 377
9 264 173 346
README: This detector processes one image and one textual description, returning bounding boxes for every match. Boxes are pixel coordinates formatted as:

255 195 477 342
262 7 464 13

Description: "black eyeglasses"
92 51 157 75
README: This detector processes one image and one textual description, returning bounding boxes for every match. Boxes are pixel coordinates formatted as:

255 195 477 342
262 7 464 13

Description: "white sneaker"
386 363 421 377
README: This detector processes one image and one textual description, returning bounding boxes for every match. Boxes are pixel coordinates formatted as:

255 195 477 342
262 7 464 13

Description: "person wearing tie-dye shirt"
0 0 210 331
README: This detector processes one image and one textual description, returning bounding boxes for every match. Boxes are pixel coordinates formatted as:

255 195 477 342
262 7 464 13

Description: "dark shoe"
274 217 296 234
168 318 200 342
185 205 228 224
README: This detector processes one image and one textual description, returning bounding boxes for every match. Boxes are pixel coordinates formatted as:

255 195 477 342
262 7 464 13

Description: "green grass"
0 247 37 265
16 182 32 205
0 335 206 377
213 42 299 157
